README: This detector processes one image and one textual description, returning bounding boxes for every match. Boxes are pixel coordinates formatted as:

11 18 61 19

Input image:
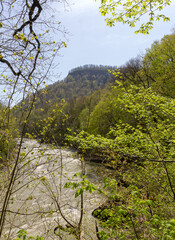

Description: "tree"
118 56 145 87
96 0 171 33
140 33 175 97
68 85 175 239
0 0 67 237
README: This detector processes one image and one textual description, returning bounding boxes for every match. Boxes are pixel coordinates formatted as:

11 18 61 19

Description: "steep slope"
41 64 114 103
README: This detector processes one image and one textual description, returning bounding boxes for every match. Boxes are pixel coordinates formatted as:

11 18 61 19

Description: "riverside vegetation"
6 32 175 239
1 0 175 239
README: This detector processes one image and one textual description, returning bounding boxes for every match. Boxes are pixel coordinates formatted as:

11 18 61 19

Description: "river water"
1 139 114 240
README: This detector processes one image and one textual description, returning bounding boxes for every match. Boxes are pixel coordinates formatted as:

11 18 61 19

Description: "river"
1 139 114 240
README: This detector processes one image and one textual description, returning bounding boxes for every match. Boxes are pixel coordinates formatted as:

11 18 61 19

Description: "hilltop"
39 64 114 103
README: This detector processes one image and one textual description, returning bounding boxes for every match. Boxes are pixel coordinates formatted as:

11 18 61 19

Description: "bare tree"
0 0 67 237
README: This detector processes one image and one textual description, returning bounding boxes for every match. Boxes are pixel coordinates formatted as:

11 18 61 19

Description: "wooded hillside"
40 64 114 103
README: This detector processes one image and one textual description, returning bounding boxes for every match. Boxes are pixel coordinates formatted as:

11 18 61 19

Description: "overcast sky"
50 0 175 80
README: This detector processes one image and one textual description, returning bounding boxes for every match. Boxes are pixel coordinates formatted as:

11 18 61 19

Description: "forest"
0 0 175 240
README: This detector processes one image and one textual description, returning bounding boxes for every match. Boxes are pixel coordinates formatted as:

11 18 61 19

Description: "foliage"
87 86 134 135
66 130 116 165
25 99 69 144
95 180 175 239
0 104 17 163
67 84 175 161
66 84 175 238
13 229 44 240
140 33 175 97
64 174 97 198
96 0 171 34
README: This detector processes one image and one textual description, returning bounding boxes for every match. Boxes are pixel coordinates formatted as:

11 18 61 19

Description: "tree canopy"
141 33 175 96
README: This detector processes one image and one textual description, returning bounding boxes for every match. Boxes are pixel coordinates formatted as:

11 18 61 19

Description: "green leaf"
75 188 83 198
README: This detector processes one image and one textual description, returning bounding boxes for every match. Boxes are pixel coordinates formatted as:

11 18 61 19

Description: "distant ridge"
17 65 115 112
68 64 116 74
43 64 114 102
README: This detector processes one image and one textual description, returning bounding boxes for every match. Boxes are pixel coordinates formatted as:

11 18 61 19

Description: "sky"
50 0 175 80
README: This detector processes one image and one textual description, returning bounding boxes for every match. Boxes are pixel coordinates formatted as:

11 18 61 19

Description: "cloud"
59 0 99 15
70 0 99 10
